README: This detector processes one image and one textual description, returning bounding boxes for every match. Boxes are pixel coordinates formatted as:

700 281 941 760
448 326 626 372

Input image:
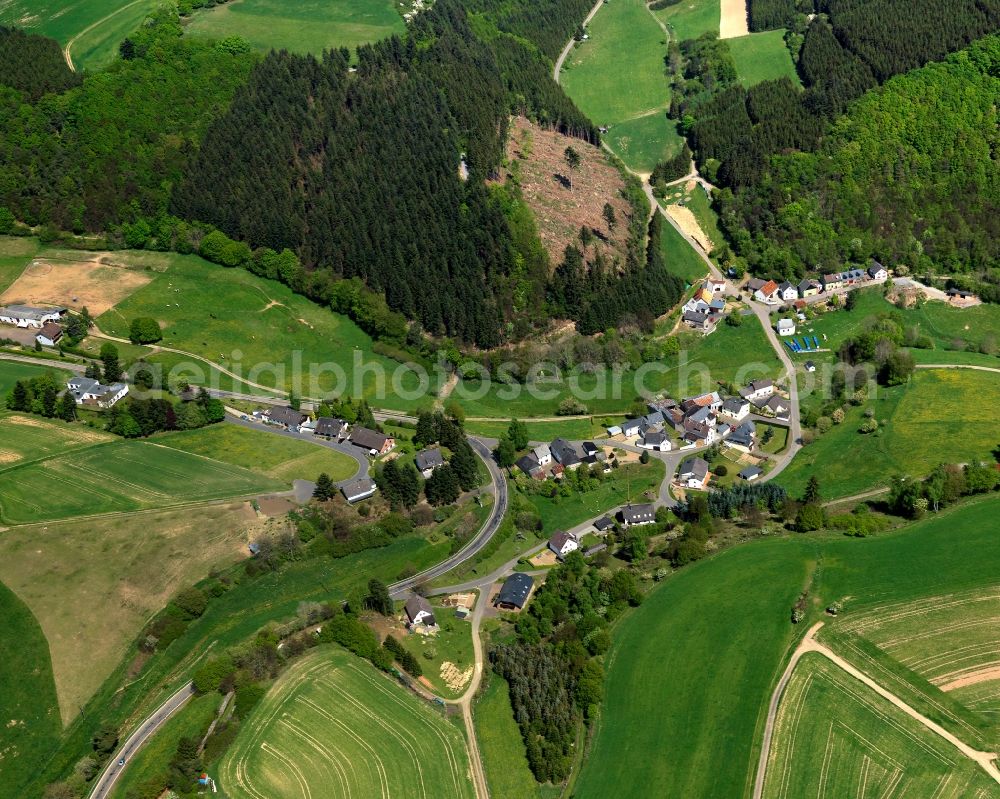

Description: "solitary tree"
57 392 77 422
99 343 121 383
602 202 616 229
564 146 581 190
364 579 394 616
803 475 822 505
494 435 517 468
507 418 529 451
8 380 28 411
313 472 334 501
129 317 162 344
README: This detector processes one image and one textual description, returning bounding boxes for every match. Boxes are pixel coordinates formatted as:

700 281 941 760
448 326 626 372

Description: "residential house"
66 376 129 408
867 262 888 282
350 426 395 456
776 318 796 337
494 573 534 610
798 279 821 298
550 438 582 469
762 394 790 418
804 361 816 373
533 443 552 467
582 442 600 458
0 304 65 329
548 530 579 560
515 454 544 479
682 310 715 331
683 419 715 446
843 268 865 285
683 391 723 413
719 397 750 422
746 277 768 295
404 595 436 628
415 448 446 478
638 431 671 451
341 477 377 503
618 503 656 527
754 280 781 305
315 417 348 440
264 406 308 430
822 273 845 292
726 421 756 453
621 418 642 438
640 410 664 433
777 281 798 302
740 379 774 402
593 515 615 534
706 277 727 295
678 457 710 489
738 465 763 481
35 323 63 347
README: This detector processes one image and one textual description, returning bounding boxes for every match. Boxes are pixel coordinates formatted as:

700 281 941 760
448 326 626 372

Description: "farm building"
35 323 63 347
341 477 377 503
548 530 579 560
0 304 66 328
350 427 395 456
404 595 436 628
495 573 534 610
415 448 446 478
66 376 129 408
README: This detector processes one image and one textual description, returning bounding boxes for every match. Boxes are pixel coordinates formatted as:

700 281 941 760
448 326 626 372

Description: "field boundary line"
62 0 151 71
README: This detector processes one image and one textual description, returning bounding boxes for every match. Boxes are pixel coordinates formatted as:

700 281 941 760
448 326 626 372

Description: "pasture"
464 417 605 442
781 368 1000 500
184 0 404 58
762 653 1000 799
560 0 672 173
155 422 358 483
218 647 474 799
576 494 1000 799
0 581 61 799
603 112 685 175
0 502 250 724
0 437 280 524
0 0 161 71
0 235 35 292
654 0 719 42
95 250 436 409
727 30 800 87
0 412 112 467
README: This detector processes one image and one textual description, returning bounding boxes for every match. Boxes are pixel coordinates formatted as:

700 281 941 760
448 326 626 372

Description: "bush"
714 464 728 477
129 316 162 344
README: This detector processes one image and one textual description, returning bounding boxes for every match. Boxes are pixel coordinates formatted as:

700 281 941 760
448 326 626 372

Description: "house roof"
746 277 768 291
593 515 615 531
721 397 748 414
798 278 819 291
341 477 377 501
746 379 773 393
867 264 886 277
778 281 795 292
315 417 347 437
350 426 391 451
621 417 642 431
682 310 710 325
550 438 581 466
729 422 755 447
533 443 551 461
739 466 763 479
496 573 534 608
777 318 795 327
516 454 541 475
582 441 599 455
67 376 125 400
764 395 789 414
0 304 65 322
684 391 720 408
266 406 307 426
619 503 655 524
680 457 709 479
404 594 435 623
37 322 62 340
642 431 668 445
415 448 445 472
548 530 576 552
758 280 779 296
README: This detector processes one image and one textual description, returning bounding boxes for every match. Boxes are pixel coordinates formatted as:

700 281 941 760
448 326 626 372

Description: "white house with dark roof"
776 318 796 337
264 406 308 430
66 376 128 408
350 426 395 456
404 594 436 628
762 394 790 418
548 530 579 560
341 477 377 503
725 421 756 453
777 282 798 302
719 397 750 422
867 262 888 281
414 448 446 478
678 457 710 489
618 503 656 527
533 443 552 466
638 430 671 451
35 322 63 347
315 417 348 439
739 465 762 481
741 379 774 402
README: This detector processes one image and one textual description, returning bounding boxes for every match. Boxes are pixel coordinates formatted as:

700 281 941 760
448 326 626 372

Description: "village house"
533 443 552 467
777 281 798 302
740 379 774 402
739 465 763 482
683 391 723 414
647 397 678 415
593 515 615 534
0 304 65 329
638 430 671 451
341 477 377 503
761 394 790 418
621 418 642 438
822 273 845 292
618 503 656 527
718 397 750 422
547 530 579 560
315 417 349 440
753 280 781 305
515 453 545 479
867 262 888 282
494 573 534 610
66 376 129 408
678 457 710 489
726 421 756 453
682 310 716 332
683 419 716 446
550 438 582 469
706 277 727 295
746 277 767 295
415 448 446 478
349 426 395 456
404 594 436 628
798 279 821 298
35 322 63 347
776 318 796 337
264 406 308 431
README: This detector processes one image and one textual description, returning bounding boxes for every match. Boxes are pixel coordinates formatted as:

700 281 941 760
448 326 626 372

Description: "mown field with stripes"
219 647 474 799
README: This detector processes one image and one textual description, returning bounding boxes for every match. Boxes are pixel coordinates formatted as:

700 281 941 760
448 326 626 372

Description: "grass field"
219 646 474 799
474 675 549 799
464 417 605 442
603 112 685 175
902 299 1000 353
660 207 710 284
155 423 357 483
0 502 250 724
0 412 113 466
781 368 1000 500
0 235 35 292
654 0 719 41
576 494 1000 799
762 653 1000 799
184 0 404 59
0 581 61 799
95 250 436 409
0 436 282 524
0 0 161 71
0 361 71 399
561 0 672 173
727 30 800 87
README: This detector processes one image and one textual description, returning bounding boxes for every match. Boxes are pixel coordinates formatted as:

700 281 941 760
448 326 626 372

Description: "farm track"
62 0 151 72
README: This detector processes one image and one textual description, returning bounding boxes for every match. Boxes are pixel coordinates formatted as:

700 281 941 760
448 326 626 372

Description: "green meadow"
576 495 1000 799
0 361 71 397
654 0 719 42
184 0 404 59
0 235 35 292
727 30 800 87
603 112 685 175
660 209 710 284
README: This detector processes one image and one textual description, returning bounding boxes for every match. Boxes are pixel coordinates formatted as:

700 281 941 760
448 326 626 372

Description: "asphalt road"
88 682 195 799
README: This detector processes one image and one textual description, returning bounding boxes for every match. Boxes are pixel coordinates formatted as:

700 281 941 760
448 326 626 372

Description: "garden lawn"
397 606 476 700
727 30 800 87
603 112 685 175
781 368 1000 500
218 646 474 799
95 250 436 409
474 675 547 799
155 423 357 483
0 502 249 725
0 438 281 524
184 0 404 59
0 581 60 799
654 0 719 41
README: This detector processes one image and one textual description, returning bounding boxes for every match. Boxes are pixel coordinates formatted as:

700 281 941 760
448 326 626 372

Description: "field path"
62 0 151 71
752 623 1000 799
915 363 1000 375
